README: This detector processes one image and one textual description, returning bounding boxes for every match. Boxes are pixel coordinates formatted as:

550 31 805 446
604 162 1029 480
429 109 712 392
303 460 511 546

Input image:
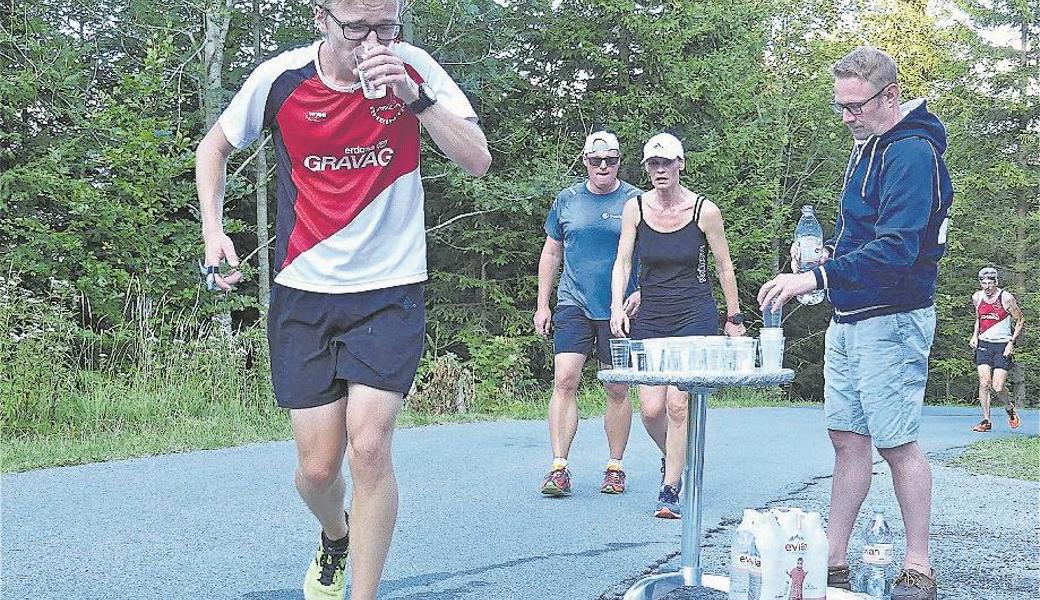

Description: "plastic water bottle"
730 509 758 600
755 512 787 600
794 205 825 305
747 536 763 600
801 512 828 600
860 509 894 599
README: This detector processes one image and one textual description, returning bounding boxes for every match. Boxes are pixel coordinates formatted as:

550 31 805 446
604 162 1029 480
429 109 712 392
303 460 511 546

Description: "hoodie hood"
846 99 947 200
881 98 948 155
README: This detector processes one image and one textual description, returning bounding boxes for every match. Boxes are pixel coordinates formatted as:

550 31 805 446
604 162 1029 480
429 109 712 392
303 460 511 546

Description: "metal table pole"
623 387 722 600
598 368 794 600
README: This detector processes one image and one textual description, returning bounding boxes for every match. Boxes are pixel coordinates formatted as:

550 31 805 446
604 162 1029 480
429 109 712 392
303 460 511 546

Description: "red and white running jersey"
219 41 477 293
977 291 1013 343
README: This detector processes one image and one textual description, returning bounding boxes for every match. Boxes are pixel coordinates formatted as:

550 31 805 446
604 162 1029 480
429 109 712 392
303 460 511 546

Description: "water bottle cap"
801 204 814 213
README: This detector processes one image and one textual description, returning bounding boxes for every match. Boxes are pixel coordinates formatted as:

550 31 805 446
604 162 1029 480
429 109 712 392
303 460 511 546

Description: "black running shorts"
267 282 425 408
975 339 1013 371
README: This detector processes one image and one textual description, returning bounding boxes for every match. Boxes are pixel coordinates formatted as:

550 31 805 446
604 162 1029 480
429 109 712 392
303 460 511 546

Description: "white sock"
606 458 623 471
552 457 568 470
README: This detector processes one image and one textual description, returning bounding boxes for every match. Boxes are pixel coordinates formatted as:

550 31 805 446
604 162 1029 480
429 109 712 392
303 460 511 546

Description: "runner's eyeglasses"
324 10 403 41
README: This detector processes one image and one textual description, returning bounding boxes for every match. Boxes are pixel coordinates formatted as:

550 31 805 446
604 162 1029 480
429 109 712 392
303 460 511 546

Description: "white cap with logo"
642 133 685 163
583 131 620 154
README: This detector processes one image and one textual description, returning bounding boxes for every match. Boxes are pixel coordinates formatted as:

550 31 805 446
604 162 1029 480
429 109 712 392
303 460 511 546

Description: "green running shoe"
303 515 349 600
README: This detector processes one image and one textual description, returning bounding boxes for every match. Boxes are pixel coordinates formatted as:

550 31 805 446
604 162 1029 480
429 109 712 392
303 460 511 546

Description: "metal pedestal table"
598 368 795 600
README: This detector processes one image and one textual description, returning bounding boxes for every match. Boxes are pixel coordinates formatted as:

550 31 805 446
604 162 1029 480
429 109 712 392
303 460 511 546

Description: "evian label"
863 543 893 566
784 540 807 553
737 552 757 572
303 140 395 172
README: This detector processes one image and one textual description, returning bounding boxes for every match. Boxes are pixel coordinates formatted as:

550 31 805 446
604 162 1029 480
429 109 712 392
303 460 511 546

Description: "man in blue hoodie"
758 46 952 600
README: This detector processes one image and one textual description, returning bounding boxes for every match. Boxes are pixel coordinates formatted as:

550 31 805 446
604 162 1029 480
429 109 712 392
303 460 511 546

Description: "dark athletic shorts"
553 304 612 365
975 340 1013 371
267 282 425 409
630 298 719 340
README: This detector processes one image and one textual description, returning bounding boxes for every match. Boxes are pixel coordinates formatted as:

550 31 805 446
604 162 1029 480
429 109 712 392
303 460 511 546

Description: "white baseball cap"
583 131 620 154
642 133 685 163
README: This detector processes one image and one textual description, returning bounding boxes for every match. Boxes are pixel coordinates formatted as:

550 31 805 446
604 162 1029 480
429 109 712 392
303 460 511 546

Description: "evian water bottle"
860 509 894 599
794 205 825 305
729 509 758 600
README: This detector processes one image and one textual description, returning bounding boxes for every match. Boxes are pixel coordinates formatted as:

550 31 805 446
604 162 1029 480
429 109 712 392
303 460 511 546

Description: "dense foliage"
2 0 1037 430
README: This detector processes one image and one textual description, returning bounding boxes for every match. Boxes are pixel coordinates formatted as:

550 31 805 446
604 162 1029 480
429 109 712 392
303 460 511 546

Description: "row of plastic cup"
608 332 785 373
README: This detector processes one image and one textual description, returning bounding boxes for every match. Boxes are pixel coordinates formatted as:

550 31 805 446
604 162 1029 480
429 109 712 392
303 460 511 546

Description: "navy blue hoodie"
812 99 954 323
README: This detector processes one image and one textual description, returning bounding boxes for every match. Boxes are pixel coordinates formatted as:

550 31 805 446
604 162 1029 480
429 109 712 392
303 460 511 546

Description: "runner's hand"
623 290 641 317
724 321 746 338
534 306 552 337
610 308 629 338
969 336 978 349
355 44 420 103
1003 341 1014 357
202 232 243 292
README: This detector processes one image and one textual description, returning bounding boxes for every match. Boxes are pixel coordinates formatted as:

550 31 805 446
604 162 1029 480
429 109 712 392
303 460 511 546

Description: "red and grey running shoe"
1007 403 1021 429
600 466 626 494
540 467 572 497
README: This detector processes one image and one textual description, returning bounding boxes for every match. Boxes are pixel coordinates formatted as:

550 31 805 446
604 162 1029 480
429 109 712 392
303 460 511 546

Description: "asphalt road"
3 406 1036 600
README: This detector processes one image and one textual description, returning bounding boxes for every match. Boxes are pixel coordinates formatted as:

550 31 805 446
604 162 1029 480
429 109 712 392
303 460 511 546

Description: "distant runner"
969 266 1025 432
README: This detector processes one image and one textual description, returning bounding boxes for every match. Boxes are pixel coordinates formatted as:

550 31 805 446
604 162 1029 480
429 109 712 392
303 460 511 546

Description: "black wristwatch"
726 313 745 325
406 84 436 115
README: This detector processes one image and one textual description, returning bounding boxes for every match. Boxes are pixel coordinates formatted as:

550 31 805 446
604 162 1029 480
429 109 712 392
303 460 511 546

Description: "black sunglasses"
586 156 620 167
830 83 895 116
324 10 403 41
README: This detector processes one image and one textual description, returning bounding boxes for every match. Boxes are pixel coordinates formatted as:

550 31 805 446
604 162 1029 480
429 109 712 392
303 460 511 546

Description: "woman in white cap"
609 132 746 518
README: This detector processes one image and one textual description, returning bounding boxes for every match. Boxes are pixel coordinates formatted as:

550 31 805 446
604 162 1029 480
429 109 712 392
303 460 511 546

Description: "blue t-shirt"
544 180 642 319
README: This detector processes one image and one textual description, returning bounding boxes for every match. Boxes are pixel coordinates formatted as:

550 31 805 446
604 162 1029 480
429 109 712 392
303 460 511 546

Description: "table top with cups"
598 367 794 389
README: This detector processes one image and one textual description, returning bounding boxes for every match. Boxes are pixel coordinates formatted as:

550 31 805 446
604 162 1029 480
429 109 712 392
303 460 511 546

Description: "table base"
622 572 728 600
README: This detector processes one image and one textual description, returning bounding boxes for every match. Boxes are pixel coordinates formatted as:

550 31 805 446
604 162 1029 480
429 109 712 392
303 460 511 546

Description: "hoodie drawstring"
860 137 880 198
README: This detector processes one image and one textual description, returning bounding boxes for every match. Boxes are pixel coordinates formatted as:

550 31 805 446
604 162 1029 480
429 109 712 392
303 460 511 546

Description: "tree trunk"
201 0 234 128
253 0 271 307
201 0 235 336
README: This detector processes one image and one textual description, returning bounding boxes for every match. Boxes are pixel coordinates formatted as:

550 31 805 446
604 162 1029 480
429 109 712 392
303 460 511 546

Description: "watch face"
728 313 744 324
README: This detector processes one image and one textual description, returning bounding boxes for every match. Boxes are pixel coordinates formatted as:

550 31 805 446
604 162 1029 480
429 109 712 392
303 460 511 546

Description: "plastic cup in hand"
609 338 632 370
354 44 386 99
763 300 782 328
759 328 785 370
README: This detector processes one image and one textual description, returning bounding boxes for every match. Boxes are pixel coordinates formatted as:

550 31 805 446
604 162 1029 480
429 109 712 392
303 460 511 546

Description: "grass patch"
3 372 813 472
3 413 292 473
947 436 1040 481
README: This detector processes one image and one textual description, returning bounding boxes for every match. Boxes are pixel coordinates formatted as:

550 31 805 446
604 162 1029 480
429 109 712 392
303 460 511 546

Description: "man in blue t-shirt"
535 131 642 497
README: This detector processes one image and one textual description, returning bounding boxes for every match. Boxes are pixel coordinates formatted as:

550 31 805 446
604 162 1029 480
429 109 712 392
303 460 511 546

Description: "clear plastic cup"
684 336 707 371
703 337 726 371
643 338 667 371
354 44 387 99
759 328 785 370
629 340 647 372
730 337 757 373
608 338 632 370
665 340 686 371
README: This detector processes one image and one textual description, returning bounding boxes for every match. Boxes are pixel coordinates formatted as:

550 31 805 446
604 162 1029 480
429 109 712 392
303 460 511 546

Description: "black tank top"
635 194 713 316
